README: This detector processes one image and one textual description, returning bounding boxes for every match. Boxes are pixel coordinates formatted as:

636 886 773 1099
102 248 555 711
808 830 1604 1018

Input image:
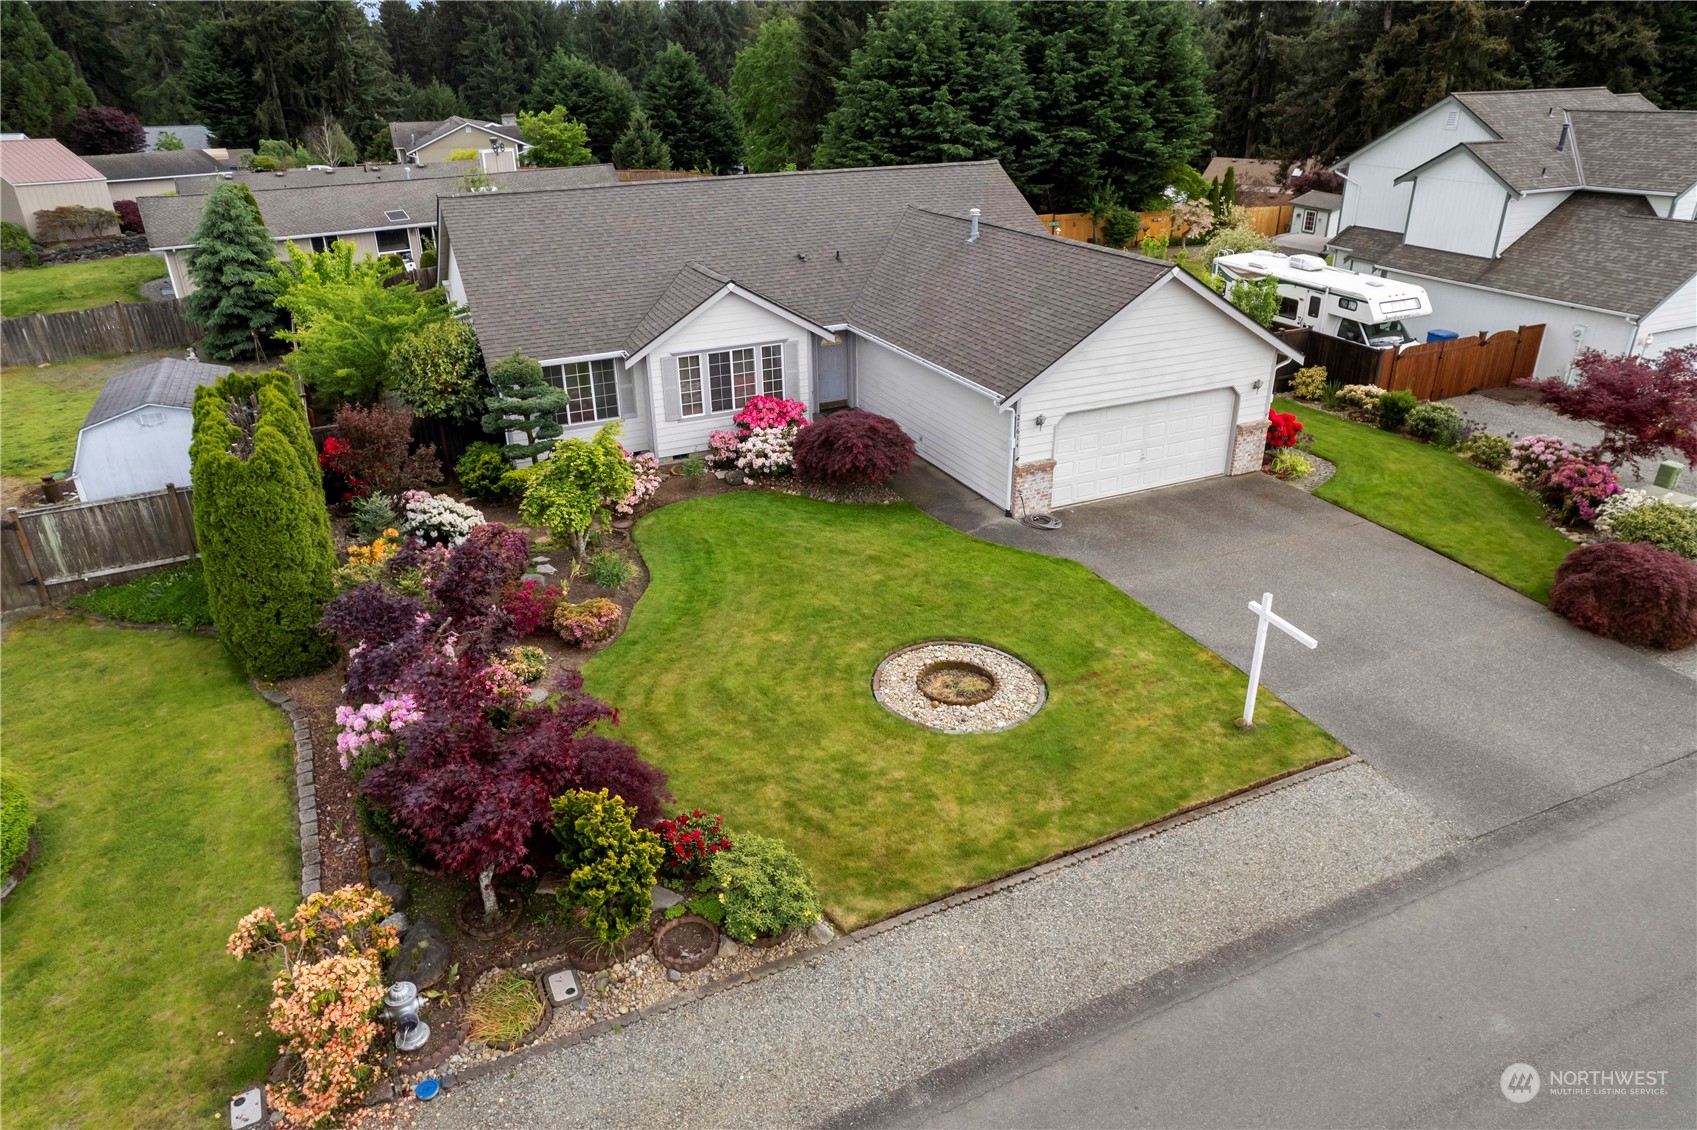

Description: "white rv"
1211 252 1433 347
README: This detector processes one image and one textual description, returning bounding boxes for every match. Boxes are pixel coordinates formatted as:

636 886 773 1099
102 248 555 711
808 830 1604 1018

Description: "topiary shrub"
707 832 822 944
1 770 35 874
1459 433 1512 471
1549 541 1697 650
190 371 338 679
551 788 665 945
555 597 622 647
456 441 513 498
1611 501 1697 559
1289 366 1328 401
793 409 916 485
1377 389 1417 432
1404 401 1462 444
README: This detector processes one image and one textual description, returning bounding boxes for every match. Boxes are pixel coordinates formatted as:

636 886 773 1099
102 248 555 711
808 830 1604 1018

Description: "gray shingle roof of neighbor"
623 263 733 356
440 161 1050 368
1446 87 1658 192
1289 190 1342 211
144 125 214 151
176 161 484 195
1330 192 1697 316
85 149 229 182
1567 109 1697 193
82 357 229 429
848 208 1174 397
390 116 525 154
140 164 618 249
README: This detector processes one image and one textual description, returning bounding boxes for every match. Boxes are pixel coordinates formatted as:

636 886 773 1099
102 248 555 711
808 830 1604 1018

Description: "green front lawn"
0 254 168 317
1280 399 1574 602
585 492 1345 929
0 617 298 1128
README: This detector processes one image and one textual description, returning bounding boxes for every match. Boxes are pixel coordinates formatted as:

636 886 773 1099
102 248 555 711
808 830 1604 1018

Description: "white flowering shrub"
735 426 799 476
1593 489 1652 537
398 490 485 546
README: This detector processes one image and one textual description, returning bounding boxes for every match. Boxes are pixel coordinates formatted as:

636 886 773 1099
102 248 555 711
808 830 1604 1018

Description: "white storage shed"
72 357 228 501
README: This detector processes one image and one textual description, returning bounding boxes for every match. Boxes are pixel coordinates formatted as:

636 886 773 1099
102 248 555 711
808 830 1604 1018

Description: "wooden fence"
1276 324 1546 400
1039 204 1293 248
1 485 197 609
615 169 712 182
1 299 203 367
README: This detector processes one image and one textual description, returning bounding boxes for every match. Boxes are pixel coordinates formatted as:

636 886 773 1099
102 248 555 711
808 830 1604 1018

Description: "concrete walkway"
895 463 1696 838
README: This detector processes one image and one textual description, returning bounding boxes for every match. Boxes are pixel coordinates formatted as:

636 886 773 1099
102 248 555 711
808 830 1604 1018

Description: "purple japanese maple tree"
1520 346 1697 474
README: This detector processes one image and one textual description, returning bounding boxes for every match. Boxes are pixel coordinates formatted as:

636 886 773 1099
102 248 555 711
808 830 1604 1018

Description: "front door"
817 337 849 405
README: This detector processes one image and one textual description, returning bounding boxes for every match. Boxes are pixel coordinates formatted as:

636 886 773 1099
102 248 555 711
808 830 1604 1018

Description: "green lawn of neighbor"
0 254 167 317
0 354 124 477
1280 399 1575 603
0 617 298 1128
584 492 1346 930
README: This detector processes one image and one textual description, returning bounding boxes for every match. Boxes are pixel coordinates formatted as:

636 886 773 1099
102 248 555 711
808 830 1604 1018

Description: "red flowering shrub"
1267 409 1303 449
793 409 916 484
1549 541 1697 650
502 579 562 637
734 395 810 432
1532 457 1620 524
324 403 441 498
555 597 622 647
1520 346 1697 470
462 522 529 583
654 809 733 880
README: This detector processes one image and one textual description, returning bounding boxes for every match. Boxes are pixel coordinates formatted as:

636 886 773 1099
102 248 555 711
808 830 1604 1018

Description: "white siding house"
1398 148 1508 256
72 358 228 501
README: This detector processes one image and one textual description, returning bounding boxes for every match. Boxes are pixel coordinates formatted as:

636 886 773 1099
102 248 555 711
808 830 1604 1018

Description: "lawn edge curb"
253 681 321 898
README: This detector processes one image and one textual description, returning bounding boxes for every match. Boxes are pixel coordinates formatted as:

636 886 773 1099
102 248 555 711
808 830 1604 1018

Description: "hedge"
190 371 338 679
1 770 33 874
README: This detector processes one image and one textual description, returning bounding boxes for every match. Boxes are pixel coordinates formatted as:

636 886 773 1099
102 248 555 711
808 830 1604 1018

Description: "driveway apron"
895 462 1696 836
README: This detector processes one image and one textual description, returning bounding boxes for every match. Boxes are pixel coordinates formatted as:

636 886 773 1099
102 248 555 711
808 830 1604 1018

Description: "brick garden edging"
254 685 322 898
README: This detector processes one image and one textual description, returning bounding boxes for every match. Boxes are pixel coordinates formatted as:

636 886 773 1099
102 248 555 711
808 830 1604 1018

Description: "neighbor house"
85 148 238 199
1202 157 1290 202
1328 88 1697 375
0 138 112 238
1274 190 1343 254
172 161 485 196
437 162 1298 516
140 163 618 297
72 356 229 501
390 116 527 167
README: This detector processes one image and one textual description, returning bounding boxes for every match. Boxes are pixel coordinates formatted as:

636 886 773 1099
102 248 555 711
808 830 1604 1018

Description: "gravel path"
1445 393 1697 493
401 764 1456 1129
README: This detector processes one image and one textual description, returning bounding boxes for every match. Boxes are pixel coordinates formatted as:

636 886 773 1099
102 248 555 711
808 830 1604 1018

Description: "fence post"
164 482 197 555
6 508 50 604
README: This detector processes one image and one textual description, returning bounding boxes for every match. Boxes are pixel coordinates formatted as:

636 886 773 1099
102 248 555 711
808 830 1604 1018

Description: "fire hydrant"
383 981 431 1052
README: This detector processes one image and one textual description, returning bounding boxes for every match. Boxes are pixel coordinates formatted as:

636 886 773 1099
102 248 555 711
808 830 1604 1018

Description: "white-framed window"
678 344 783 416
1302 210 1317 233
545 358 620 425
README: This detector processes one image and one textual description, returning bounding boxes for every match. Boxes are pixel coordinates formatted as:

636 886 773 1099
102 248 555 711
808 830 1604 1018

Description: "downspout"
1005 403 1018 516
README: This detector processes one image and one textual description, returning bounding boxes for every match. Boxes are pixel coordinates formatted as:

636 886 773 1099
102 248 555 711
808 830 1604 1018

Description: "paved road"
843 758 1697 1130
896 464 1697 836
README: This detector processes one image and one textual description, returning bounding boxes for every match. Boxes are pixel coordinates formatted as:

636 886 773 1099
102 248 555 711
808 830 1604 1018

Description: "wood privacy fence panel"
1 484 197 609
1277 324 1545 400
1 299 203 367
614 169 712 182
1240 205 1294 237
1039 206 1287 247
1274 328 1394 389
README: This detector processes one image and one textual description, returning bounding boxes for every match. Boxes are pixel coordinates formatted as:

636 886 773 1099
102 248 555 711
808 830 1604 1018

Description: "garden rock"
367 843 389 866
388 922 452 989
650 885 684 909
369 865 394 887
533 564 557 575
726 470 746 485
520 572 546 585
719 939 741 957
377 880 411 912
379 912 409 935
809 920 834 943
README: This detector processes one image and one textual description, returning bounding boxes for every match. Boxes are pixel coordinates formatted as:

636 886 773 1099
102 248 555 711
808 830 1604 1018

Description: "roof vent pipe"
1556 122 1569 152
968 207 981 242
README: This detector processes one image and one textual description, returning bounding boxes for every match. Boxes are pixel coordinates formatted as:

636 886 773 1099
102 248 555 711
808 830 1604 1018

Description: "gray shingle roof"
82 357 229 428
390 117 524 155
139 164 618 249
177 162 481 195
848 209 1172 397
1568 109 1697 193
1446 88 1658 192
144 125 214 151
86 149 228 182
624 264 733 355
440 161 1049 368
1330 192 1697 316
1289 190 1342 211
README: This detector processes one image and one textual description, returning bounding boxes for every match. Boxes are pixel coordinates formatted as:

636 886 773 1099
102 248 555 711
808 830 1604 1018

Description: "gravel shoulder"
398 763 1456 1129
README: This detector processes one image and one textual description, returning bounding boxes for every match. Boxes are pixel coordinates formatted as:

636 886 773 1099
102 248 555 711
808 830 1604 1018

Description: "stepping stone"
650 885 684 909
531 556 551 563
534 563 557 575
520 572 546 584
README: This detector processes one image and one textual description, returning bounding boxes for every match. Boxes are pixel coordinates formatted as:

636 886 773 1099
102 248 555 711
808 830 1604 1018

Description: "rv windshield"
1338 319 1414 347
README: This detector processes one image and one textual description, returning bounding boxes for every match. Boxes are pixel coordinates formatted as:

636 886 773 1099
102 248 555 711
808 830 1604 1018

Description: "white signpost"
1241 592 1317 726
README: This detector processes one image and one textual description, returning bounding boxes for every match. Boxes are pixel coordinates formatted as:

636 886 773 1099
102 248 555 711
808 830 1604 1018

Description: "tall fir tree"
396 78 465 123
794 1 884 167
0 0 95 139
1200 0 1319 158
182 21 257 148
730 16 805 172
528 50 637 162
575 0 666 89
660 0 757 89
184 184 283 362
640 43 743 173
611 107 672 170
1355 0 1520 141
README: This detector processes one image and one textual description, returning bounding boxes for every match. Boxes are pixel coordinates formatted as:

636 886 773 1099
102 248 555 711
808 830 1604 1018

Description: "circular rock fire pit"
874 642 1045 733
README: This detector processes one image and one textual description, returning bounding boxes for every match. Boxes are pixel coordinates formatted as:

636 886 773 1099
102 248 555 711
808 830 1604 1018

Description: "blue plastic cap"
415 1078 441 1101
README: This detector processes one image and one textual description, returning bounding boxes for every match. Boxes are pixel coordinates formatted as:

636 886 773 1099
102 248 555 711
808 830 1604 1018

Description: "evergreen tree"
482 353 571 462
640 43 742 173
794 1 883 167
1355 0 1519 141
0 0 95 138
379 0 434 86
528 50 637 162
184 184 283 362
611 107 672 170
182 21 256 148
660 0 757 89
458 23 530 118
813 2 1036 179
190 370 337 681
576 0 666 89
396 77 464 123
1200 0 1318 158
730 16 805 172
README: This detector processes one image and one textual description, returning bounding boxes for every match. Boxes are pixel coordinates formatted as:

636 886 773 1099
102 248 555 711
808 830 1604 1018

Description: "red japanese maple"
1520 346 1697 473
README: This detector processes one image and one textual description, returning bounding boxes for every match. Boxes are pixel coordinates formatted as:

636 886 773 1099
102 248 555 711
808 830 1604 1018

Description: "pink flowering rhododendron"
735 426 799 475
1507 435 1580 486
334 693 422 769
733 395 809 431
1534 457 1621 524
706 429 741 470
614 447 661 516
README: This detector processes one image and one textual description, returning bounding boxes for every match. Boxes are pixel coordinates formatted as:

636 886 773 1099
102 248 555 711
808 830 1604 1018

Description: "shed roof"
85 149 228 183
0 138 105 185
140 163 618 249
1330 192 1697 316
1289 190 1342 211
82 357 229 429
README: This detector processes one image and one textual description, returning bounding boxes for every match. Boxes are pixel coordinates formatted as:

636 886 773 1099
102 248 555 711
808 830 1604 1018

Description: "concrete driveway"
897 463 1696 836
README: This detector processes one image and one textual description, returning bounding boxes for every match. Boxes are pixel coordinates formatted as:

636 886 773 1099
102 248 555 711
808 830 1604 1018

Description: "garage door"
1051 388 1237 506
